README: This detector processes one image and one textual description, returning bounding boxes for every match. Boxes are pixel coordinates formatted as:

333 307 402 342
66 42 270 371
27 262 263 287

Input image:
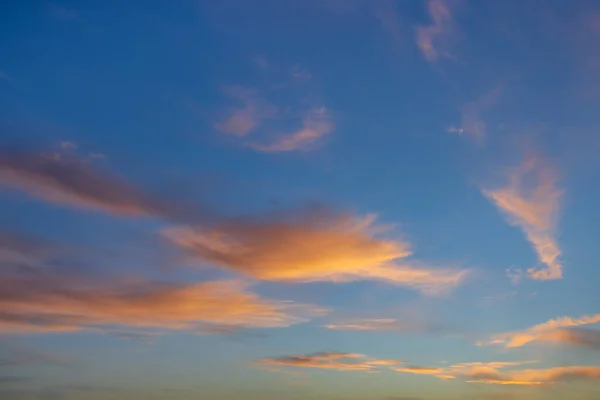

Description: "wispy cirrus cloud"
0 273 326 334
0 148 200 221
250 107 334 152
260 353 596 386
448 86 503 140
372 0 404 48
465 365 600 386
395 366 446 375
214 61 335 152
415 0 458 62
481 313 600 349
483 155 563 280
324 317 444 333
214 86 277 137
0 239 327 334
325 318 400 331
163 208 469 295
394 360 600 385
259 352 402 372
395 360 536 381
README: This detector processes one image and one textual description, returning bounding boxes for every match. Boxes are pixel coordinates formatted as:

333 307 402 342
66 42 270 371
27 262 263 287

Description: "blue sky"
1 1 600 399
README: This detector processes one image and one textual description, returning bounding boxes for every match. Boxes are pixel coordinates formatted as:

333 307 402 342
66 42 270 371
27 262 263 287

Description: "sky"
1 0 600 399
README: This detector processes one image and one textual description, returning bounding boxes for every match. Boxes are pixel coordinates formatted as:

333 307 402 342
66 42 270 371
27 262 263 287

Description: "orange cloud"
466 366 600 386
396 361 535 381
393 360 600 386
250 107 334 152
163 209 469 294
483 313 600 349
0 150 183 218
259 352 402 372
415 0 457 62
483 155 563 280
214 86 276 137
394 366 445 375
0 265 327 334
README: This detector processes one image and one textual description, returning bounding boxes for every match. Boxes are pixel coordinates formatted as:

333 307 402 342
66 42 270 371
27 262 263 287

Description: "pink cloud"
483 155 563 280
415 0 457 62
250 107 335 152
214 86 276 137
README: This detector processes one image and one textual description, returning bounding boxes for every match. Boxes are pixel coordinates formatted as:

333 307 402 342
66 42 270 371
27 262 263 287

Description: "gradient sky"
1 1 600 399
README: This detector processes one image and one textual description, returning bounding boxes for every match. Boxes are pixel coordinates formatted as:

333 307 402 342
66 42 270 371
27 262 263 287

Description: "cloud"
450 86 503 140
324 317 444 333
262 354 600 386
394 366 445 375
250 107 334 152
505 266 523 285
483 155 563 280
0 264 327 334
372 0 404 48
163 208 469 295
0 149 195 220
395 360 542 383
539 328 600 350
325 318 400 331
214 86 276 137
214 63 334 153
415 0 457 62
466 366 600 386
259 352 402 372
483 313 600 349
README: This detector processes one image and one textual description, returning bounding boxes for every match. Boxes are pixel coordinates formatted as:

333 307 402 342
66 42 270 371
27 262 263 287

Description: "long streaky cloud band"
481 313 600 349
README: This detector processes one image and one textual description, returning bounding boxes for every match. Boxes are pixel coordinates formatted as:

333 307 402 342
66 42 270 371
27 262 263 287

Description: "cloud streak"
483 155 563 280
214 86 276 137
0 149 191 219
325 318 401 331
449 86 503 140
163 209 469 295
251 107 334 152
259 352 402 372
324 317 444 333
215 63 335 152
0 262 327 334
415 0 457 62
465 366 600 386
394 360 600 385
482 313 600 349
